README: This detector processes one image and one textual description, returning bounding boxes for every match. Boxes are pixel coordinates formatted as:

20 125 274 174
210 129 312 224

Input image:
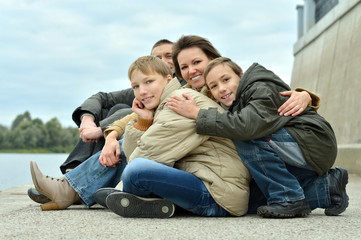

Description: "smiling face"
206 64 241 107
151 43 174 73
130 70 171 110
177 47 212 90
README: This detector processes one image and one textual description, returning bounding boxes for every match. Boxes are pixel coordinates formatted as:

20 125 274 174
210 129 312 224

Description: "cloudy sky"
0 0 304 128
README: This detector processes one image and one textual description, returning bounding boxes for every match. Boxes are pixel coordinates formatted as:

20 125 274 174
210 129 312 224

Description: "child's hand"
167 93 199 120
99 131 121 167
132 98 154 119
278 90 311 116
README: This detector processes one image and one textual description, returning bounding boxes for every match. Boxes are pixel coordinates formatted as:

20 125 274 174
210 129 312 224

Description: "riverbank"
1 175 361 240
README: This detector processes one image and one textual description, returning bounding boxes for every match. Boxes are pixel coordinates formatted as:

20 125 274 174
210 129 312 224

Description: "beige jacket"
123 78 251 216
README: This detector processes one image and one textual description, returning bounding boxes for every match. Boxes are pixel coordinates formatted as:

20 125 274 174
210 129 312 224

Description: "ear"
167 74 172 83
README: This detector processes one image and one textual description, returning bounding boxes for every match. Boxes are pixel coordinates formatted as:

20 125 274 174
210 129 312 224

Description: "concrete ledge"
294 0 361 55
334 144 361 174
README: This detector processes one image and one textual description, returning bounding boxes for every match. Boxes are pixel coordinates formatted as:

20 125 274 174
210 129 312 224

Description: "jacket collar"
159 77 182 103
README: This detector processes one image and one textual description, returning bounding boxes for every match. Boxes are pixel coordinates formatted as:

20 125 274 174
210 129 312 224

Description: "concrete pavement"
1 175 360 240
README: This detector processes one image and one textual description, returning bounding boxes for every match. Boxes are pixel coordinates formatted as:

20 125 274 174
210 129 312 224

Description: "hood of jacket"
235 63 291 104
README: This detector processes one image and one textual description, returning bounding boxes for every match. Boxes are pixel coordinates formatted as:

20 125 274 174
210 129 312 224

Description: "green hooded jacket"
196 63 337 175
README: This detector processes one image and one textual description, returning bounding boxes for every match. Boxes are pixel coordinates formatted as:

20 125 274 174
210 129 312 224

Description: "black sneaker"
106 192 175 218
94 188 122 208
257 199 311 218
325 167 349 216
27 187 51 204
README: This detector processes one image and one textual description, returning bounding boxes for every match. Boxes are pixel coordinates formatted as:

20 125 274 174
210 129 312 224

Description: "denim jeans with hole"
65 137 127 207
121 158 230 217
234 128 330 210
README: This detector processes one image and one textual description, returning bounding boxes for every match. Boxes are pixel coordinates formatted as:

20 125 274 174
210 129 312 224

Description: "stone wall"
291 0 361 173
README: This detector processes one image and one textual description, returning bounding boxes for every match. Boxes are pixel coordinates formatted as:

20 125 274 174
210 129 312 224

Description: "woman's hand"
278 90 311 116
132 98 154 119
99 131 121 167
167 93 199 120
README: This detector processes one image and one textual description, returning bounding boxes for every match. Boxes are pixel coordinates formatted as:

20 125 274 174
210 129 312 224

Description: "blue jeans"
121 158 230 217
64 138 127 207
234 128 330 210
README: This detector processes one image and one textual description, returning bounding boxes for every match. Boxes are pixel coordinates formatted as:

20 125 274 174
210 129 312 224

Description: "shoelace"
45 176 64 182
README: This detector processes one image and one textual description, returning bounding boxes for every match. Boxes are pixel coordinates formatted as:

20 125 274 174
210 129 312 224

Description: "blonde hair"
204 57 243 83
128 55 172 80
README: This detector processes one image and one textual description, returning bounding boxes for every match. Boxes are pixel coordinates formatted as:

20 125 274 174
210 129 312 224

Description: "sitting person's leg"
107 158 230 218
286 164 329 210
237 127 348 217
247 179 267 214
287 164 348 216
234 128 311 218
264 128 348 215
30 138 127 210
64 149 127 207
28 104 131 204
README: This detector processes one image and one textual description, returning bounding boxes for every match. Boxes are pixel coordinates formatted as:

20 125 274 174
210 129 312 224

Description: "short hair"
150 39 173 54
204 57 243 83
128 55 172 80
172 35 222 79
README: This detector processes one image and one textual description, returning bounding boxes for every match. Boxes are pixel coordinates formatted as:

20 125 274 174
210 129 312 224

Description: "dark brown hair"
172 35 221 79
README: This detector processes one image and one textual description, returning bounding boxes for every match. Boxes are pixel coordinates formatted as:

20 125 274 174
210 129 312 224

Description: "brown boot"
30 161 80 210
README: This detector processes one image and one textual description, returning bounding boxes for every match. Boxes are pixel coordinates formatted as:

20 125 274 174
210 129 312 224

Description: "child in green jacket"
168 56 348 218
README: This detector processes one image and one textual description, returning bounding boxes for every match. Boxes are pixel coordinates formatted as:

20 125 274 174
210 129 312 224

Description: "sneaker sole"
94 188 122 208
325 167 349 216
106 192 175 218
257 205 311 218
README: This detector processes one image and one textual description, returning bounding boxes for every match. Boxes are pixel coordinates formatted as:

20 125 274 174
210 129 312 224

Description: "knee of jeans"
121 158 149 184
107 104 131 117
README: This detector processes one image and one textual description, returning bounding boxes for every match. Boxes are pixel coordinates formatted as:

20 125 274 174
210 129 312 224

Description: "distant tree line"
0 111 79 153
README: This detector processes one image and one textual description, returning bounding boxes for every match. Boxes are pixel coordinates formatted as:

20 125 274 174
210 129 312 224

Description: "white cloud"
0 0 302 127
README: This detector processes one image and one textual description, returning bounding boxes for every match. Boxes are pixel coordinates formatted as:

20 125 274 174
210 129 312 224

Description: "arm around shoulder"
295 87 320 110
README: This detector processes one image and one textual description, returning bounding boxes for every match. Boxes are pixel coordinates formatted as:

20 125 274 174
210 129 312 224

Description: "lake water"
0 153 68 190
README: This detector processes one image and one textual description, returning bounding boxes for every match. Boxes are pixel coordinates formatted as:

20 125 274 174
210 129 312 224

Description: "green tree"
10 121 28 149
2 111 79 153
31 118 49 148
45 118 62 147
60 127 79 147
0 124 11 149
11 111 31 131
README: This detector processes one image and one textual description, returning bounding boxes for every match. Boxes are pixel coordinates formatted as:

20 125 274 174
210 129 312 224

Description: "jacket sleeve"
295 87 320 110
196 82 292 140
104 112 138 139
128 99 209 167
122 118 145 161
72 88 135 127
